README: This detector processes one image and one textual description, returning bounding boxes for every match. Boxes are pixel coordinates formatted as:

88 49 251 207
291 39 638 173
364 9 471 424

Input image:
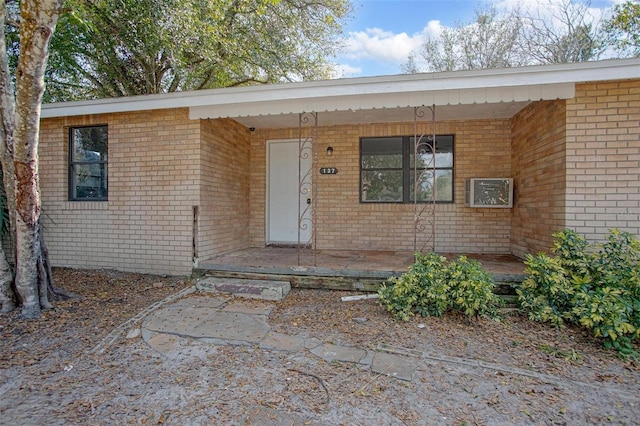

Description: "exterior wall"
565 79 640 242
36 76 640 274
39 108 199 275
510 100 567 257
250 119 513 253
197 119 251 261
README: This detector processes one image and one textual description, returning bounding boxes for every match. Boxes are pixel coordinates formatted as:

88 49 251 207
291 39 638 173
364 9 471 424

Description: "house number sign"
320 167 338 175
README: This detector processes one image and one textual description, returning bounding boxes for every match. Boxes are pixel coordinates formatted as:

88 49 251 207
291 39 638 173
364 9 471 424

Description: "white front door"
267 140 312 244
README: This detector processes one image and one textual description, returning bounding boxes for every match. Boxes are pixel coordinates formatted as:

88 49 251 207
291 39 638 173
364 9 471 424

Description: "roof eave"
40 58 640 119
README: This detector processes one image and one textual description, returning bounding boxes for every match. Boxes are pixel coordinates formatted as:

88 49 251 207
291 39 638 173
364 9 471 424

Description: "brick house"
39 58 640 276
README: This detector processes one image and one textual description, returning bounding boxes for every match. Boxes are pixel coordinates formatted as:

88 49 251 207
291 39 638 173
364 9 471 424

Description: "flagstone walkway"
141 294 420 381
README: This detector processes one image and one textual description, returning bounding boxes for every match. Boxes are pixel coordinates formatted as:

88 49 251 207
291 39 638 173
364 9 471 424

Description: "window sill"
61 201 109 211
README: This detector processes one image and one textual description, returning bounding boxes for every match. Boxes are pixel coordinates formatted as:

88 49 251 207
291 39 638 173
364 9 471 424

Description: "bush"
517 229 640 358
378 252 502 321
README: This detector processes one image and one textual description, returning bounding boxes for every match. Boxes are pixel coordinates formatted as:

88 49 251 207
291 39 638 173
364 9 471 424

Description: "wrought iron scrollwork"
413 105 436 255
298 111 318 266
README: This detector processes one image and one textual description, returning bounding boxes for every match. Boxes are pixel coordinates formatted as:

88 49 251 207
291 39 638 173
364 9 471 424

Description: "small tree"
517 0 603 64
405 0 605 73
409 6 523 72
602 0 640 57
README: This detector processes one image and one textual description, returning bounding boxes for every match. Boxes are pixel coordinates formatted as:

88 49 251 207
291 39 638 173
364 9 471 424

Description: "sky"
332 0 618 78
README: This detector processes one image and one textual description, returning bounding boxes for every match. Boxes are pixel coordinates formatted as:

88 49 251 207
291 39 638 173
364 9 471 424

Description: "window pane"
435 169 453 202
72 163 107 199
410 169 453 202
72 126 107 162
410 136 453 168
361 137 402 169
409 170 433 202
361 170 402 202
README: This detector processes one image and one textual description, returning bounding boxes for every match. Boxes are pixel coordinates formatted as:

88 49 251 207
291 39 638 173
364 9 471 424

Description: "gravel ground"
1 268 639 425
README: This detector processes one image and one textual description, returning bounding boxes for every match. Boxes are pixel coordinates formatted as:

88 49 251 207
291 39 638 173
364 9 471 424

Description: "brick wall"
197 118 252 261
250 119 513 253
37 77 637 275
511 100 567 257
565 79 640 242
39 108 199 275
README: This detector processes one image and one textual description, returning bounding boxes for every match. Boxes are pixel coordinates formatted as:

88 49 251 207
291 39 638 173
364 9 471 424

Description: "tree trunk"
0 243 14 313
38 218 77 302
0 3 17 314
14 210 46 317
0 0 63 317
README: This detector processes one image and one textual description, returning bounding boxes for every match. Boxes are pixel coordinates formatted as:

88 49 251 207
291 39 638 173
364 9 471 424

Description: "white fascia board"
41 58 639 119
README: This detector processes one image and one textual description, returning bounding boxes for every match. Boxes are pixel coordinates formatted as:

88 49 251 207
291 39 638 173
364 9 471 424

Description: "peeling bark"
14 160 40 227
14 213 41 317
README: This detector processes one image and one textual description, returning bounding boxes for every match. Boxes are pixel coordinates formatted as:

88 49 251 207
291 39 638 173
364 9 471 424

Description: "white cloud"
329 64 363 79
492 0 610 22
340 20 442 63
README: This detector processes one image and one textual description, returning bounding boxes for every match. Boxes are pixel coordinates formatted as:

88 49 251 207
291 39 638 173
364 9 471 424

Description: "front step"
194 266 526 296
196 277 291 301
193 265 396 292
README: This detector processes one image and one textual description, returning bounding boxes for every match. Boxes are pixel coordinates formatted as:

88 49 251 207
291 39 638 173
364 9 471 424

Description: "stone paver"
260 331 306 352
221 300 274 316
145 333 184 360
195 311 270 342
143 307 210 335
141 293 418 382
165 295 231 309
371 351 420 381
310 343 367 364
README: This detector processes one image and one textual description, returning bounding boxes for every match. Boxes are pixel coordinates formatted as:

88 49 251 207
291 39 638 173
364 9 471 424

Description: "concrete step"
196 277 291 301
194 267 526 294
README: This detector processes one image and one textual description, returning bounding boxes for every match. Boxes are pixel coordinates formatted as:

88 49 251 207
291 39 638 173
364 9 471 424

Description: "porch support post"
297 111 318 266
413 105 437 256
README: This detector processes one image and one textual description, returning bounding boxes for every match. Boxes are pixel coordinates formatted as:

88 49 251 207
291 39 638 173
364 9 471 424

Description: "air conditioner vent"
465 178 513 208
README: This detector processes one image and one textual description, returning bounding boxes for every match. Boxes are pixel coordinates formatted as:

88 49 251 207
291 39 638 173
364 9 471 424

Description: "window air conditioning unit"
465 178 513 208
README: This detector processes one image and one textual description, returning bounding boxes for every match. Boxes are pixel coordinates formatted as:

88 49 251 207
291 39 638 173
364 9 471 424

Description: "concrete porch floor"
197 247 526 278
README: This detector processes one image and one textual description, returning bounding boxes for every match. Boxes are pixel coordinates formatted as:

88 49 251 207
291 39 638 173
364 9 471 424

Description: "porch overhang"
188 69 577 128
41 58 640 128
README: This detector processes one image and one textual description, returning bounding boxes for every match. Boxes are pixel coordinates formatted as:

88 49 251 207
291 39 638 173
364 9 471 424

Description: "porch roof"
41 58 640 128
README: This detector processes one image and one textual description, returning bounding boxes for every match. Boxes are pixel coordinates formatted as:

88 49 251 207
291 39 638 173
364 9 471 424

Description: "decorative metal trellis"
297 111 318 266
413 105 437 255
293 107 433 264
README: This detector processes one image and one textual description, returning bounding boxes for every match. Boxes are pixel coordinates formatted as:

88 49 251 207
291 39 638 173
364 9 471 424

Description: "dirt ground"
1 268 639 425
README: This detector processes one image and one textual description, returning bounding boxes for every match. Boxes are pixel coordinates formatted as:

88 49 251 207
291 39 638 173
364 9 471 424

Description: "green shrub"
447 255 501 319
517 252 575 327
378 252 502 321
517 229 640 358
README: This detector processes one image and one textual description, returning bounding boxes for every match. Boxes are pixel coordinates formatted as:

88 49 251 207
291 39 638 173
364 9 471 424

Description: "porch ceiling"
188 78 572 129
226 101 532 129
